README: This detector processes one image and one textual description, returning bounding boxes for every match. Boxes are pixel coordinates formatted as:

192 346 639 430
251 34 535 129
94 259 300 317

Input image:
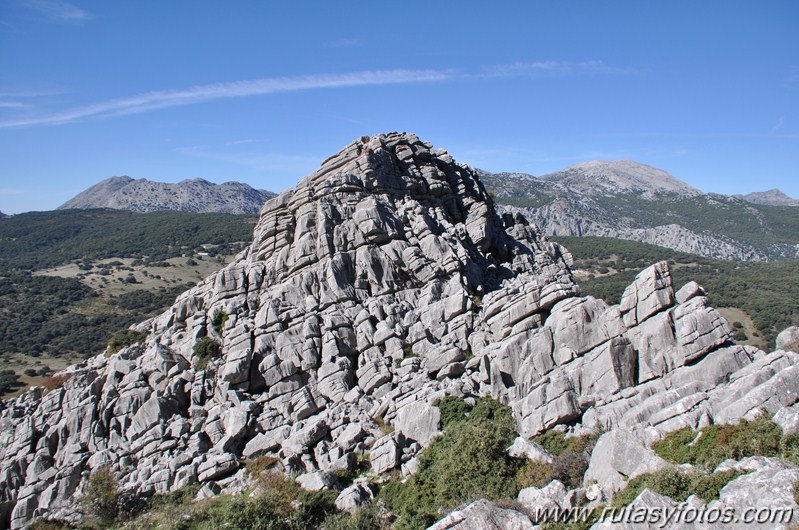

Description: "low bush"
380 398 523 529
211 308 229 336
612 468 744 508
41 373 71 391
81 468 121 522
435 395 470 429
652 415 796 470
107 329 147 355
244 455 279 479
520 430 598 489
193 336 222 370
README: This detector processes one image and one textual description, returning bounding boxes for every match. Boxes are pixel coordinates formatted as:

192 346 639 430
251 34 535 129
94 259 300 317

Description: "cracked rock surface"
2 133 797 529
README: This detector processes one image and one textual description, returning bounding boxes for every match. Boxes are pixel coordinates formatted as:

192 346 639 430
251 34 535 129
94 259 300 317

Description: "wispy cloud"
482 60 635 78
770 116 785 135
20 0 91 22
0 61 630 129
0 69 455 128
0 101 29 109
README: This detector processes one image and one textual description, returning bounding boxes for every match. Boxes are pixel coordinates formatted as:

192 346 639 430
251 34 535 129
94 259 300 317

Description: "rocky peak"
59 175 275 215
739 188 799 207
2 133 797 529
539 159 701 197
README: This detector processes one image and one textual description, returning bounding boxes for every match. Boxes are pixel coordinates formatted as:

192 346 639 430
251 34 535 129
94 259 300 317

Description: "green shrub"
612 468 744 508
222 491 289 530
193 336 222 370
145 483 201 510
518 459 555 489
107 329 146 355
82 468 120 522
653 416 786 470
321 502 391 530
435 396 471 429
379 398 523 528
244 455 279 479
525 430 598 489
211 309 229 336
28 521 72 530
209 475 337 530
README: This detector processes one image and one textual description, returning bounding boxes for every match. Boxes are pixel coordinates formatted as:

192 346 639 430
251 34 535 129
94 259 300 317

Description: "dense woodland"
0 273 190 358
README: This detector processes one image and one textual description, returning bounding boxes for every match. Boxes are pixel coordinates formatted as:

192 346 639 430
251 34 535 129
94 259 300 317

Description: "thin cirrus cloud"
20 0 91 22
481 60 636 77
0 61 628 129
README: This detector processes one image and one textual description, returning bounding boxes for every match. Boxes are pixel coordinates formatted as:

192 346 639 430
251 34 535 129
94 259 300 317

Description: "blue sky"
1 1 797 214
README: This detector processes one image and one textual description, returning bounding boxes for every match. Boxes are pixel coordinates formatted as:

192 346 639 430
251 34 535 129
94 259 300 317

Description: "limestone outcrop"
1 133 796 529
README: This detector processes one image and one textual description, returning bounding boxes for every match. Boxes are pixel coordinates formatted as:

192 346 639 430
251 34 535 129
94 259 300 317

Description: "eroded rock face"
1 133 796 529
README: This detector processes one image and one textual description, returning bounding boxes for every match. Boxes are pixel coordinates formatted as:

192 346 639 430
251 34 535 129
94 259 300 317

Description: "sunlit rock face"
3 133 793 529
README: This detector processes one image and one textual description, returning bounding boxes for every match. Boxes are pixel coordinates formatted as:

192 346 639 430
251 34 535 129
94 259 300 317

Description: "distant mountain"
60 176 276 214
478 161 799 262
0 211 7 218
539 160 701 197
738 189 799 207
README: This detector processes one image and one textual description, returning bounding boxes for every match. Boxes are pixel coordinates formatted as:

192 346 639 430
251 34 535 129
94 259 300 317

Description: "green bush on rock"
107 329 146 355
380 398 524 529
193 336 222 370
211 308 229 337
652 415 797 469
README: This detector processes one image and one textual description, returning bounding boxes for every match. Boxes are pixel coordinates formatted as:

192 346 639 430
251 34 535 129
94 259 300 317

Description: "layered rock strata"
1 133 796 529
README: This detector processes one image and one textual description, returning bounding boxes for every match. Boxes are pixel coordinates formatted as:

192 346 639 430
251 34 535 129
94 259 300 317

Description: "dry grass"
41 374 71 391
35 255 237 297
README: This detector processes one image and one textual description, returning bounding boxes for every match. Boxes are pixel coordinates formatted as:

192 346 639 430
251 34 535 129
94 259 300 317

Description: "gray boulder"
777 326 799 352
428 499 534 530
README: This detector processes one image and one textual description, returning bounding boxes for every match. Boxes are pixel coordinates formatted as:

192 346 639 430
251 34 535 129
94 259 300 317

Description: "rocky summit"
59 176 276 214
2 133 799 529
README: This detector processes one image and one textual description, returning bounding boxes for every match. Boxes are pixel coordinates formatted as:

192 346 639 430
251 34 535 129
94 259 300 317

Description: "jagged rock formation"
59 176 276 214
738 189 799 207
479 165 799 262
1 134 797 529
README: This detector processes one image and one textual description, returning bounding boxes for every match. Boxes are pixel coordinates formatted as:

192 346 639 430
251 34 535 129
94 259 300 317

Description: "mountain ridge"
478 163 799 262
538 159 702 197
59 175 276 215
737 188 799 207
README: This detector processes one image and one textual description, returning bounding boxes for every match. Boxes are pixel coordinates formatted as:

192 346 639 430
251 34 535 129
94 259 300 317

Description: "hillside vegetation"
481 169 799 261
555 236 799 348
0 209 255 395
0 208 256 271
